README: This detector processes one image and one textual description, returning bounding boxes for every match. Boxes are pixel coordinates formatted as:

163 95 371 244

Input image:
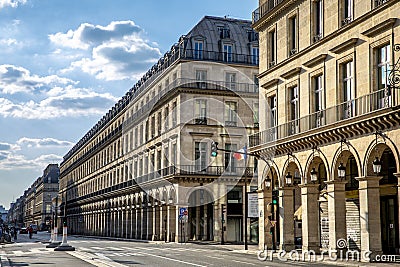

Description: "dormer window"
194 41 203 59
247 31 259 42
219 27 231 39
223 44 233 62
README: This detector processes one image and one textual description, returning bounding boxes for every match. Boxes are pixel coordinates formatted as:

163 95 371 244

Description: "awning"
294 205 302 220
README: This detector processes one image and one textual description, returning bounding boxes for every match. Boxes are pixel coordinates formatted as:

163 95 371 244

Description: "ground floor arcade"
257 130 400 259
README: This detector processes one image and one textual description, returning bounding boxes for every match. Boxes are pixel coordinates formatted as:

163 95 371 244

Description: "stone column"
171 205 177 242
147 206 153 240
195 205 200 240
167 205 172 242
326 180 347 252
153 205 160 240
279 187 295 251
132 206 136 239
258 188 270 251
395 173 400 255
356 176 383 260
300 183 320 253
203 205 208 240
120 208 124 238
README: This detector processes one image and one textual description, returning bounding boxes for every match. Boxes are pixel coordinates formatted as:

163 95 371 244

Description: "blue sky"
0 0 258 208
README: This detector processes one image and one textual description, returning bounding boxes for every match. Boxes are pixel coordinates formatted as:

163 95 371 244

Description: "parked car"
19 227 28 234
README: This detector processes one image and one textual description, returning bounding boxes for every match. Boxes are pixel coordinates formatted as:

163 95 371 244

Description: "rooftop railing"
249 88 398 148
252 0 285 24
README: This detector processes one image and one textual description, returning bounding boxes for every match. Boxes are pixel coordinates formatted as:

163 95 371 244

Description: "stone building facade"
60 16 259 243
8 164 59 229
251 0 400 259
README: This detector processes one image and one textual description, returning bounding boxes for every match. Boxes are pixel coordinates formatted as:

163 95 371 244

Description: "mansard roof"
63 16 258 163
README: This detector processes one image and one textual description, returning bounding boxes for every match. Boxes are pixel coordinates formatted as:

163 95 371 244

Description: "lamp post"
310 168 318 183
373 157 382 175
54 192 75 251
285 172 293 186
338 163 346 180
46 195 60 248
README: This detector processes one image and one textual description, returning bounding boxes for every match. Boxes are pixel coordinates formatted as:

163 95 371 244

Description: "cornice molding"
362 18 397 37
261 78 280 89
329 38 359 54
303 54 327 68
281 67 302 79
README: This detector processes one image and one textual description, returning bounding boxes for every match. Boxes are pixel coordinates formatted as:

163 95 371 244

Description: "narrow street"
0 232 339 267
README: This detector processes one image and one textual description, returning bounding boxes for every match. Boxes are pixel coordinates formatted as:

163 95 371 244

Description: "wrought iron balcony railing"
252 0 285 24
249 88 398 148
124 78 258 127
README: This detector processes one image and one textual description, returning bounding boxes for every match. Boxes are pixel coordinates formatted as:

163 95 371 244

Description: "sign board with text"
247 193 259 218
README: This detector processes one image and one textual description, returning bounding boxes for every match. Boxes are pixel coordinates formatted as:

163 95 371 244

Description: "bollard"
46 227 61 248
54 226 75 251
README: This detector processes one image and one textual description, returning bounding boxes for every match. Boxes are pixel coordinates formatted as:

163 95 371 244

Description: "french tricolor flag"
233 146 247 161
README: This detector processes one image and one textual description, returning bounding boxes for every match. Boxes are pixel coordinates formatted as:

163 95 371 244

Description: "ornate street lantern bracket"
389 44 400 90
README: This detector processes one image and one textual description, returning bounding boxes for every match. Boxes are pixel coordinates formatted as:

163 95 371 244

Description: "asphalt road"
0 232 351 267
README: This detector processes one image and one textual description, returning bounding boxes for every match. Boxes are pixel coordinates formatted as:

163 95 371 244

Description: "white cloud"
0 153 62 170
49 21 143 50
0 0 27 9
0 38 20 46
0 139 63 170
0 86 118 119
50 21 161 81
0 64 76 94
17 137 74 148
0 142 19 151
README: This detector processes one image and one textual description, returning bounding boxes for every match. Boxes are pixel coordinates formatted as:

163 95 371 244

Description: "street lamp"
338 162 346 180
285 172 293 186
265 176 271 189
373 157 382 174
310 168 318 183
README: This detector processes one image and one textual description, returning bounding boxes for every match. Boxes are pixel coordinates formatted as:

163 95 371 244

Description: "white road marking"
137 251 207 267
105 247 124 251
232 259 256 265
206 255 224 260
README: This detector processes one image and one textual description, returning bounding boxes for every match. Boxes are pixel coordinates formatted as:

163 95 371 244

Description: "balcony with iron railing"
249 88 399 148
124 78 258 127
252 0 285 24
71 165 255 202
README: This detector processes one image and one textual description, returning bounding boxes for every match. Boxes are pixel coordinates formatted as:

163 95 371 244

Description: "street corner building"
59 16 260 243
251 0 400 260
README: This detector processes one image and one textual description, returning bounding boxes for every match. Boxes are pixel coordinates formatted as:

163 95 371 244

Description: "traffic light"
211 141 218 157
63 217 67 227
270 226 274 235
272 190 278 205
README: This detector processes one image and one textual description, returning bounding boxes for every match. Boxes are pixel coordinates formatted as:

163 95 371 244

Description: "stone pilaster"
257 188 269 250
326 180 347 252
356 176 383 261
279 186 295 251
300 183 320 253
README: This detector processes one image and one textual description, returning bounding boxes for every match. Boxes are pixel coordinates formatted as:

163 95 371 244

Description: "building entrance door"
380 196 398 255
227 217 242 242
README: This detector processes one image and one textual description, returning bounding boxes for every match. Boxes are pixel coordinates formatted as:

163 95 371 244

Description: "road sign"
179 207 188 222
179 207 187 216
